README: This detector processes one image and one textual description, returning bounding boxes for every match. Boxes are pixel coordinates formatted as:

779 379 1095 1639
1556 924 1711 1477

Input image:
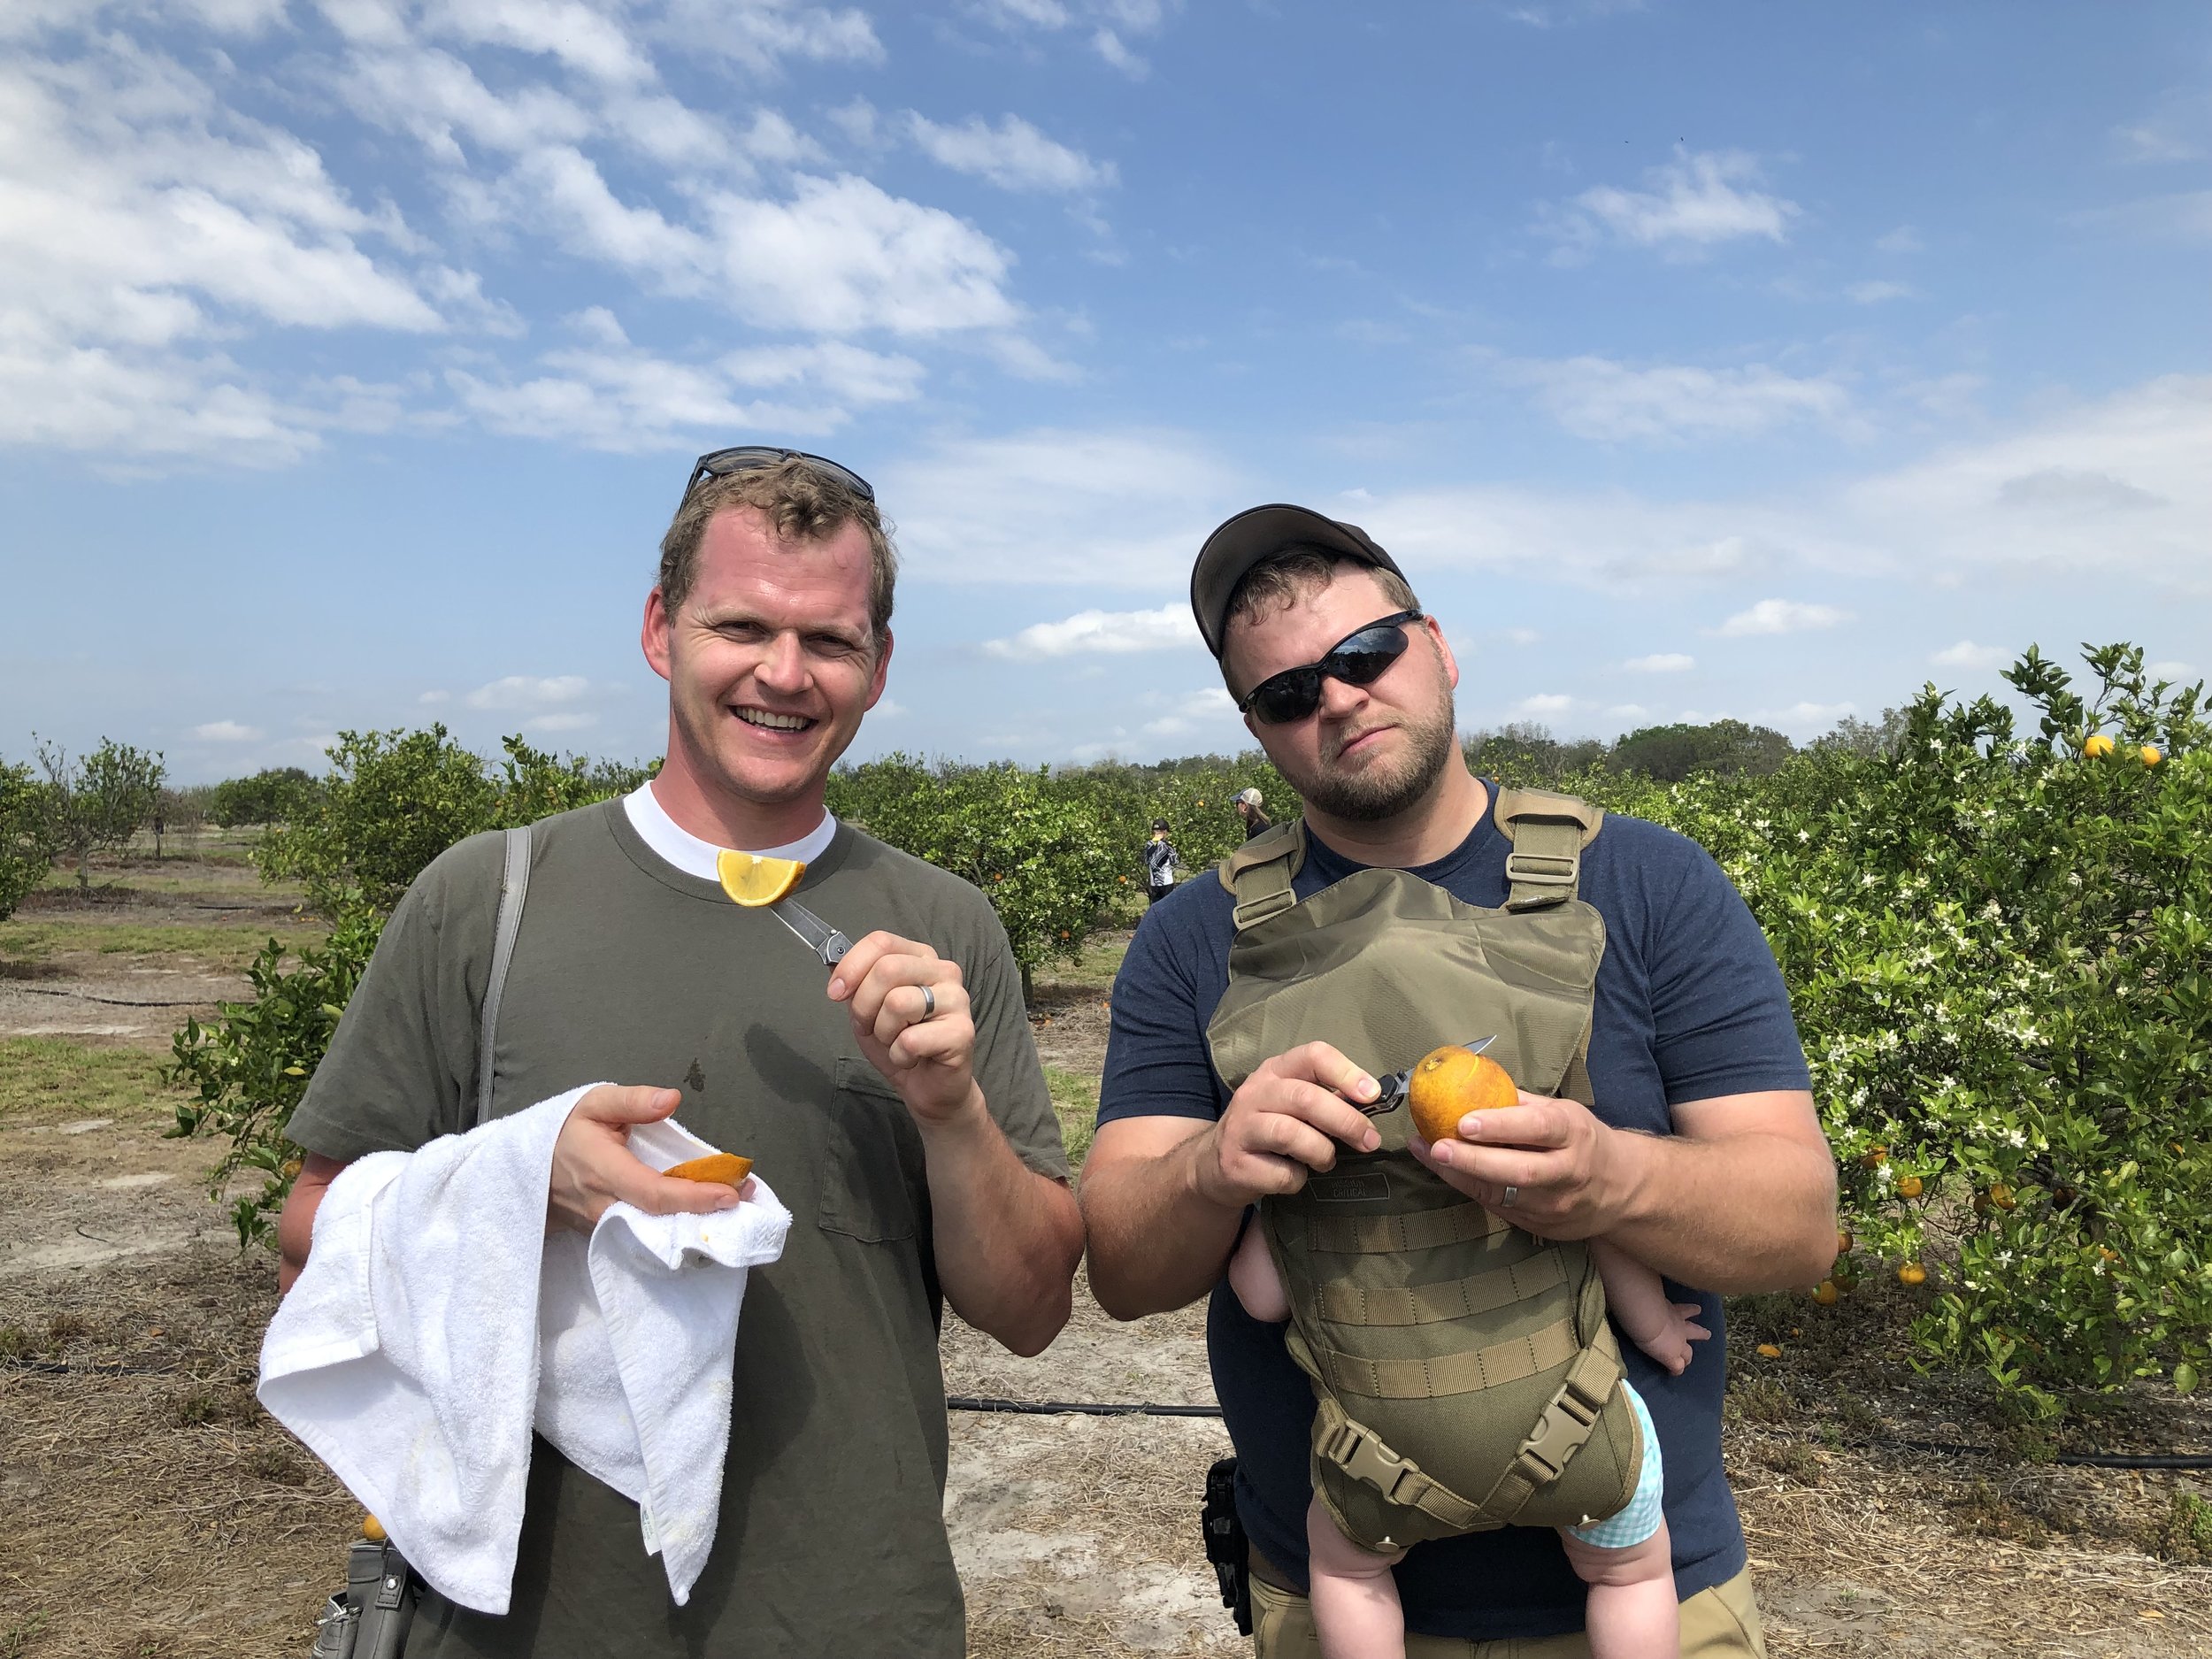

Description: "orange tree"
171 731 642 1244
830 755 1124 1001
1621 645 2208 1408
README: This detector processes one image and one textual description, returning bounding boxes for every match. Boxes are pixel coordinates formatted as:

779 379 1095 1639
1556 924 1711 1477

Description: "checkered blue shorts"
1564 1381 1664 1549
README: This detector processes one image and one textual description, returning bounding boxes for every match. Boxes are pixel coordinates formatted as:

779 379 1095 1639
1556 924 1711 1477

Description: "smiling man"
275 450 1082 1657
1079 504 1836 1656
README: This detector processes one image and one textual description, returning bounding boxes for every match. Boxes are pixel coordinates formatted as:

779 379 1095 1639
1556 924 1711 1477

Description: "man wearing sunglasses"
1079 504 1837 1656
275 449 1082 1657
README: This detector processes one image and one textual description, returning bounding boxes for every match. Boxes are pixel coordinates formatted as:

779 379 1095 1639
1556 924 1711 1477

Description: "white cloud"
882 427 1247 587
190 719 263 741
1605 703 1649 719
524 711 598 733
1847 280 1916 304
1547 149 1798 257
0 35 452 463
466 674 595 710
1511 693 1578 718
985 603 1200 659
1875 226 1923 254
1930 641 2008 671
907 113 1115 193
2150 660 2200 683
1715 599 1851 638
1349 375 2212 598
705 174 1019 334
1623 652 1694 673
418 689 450 703
2077 190 2212 245
1765 700 1856 732
1092 28 1148 76
1141 687 1239 739
658 0 885 75
449 325 924 450
1502 356 1855 443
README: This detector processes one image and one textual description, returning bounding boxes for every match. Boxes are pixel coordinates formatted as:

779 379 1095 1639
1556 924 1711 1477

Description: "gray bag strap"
472 825 534 1129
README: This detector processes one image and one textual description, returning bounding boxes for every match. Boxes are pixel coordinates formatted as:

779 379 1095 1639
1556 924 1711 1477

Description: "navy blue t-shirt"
1097 793 1811 1640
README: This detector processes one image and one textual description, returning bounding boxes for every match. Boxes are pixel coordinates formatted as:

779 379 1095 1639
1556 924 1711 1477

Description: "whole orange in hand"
1406 1044 1519 1145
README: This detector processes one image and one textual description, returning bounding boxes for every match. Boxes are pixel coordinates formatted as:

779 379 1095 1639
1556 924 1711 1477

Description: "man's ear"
864 627 895 710
1426 614 1459 691
641 587 674 682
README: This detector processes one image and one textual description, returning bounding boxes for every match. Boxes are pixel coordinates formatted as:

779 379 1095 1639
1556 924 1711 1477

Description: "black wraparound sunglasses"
1235 610 1425 725
683 446 876 504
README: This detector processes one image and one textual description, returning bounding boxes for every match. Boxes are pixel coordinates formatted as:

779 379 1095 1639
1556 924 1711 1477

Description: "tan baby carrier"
1205 789 1642 1553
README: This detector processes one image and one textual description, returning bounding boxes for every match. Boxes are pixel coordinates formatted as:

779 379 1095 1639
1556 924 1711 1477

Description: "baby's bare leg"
1304 1494 1407 1659
1559 1516 1678 1659
1589 1237 1708 1376
1227 1215 1290 1322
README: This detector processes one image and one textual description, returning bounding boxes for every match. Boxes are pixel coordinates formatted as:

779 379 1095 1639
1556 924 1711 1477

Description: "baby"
1230 1211 1704 1659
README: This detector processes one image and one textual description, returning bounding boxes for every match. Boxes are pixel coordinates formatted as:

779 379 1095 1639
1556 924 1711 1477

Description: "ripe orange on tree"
2083 733 2116 757
2141 744 2163 765
1898 1262 1928 1287
1406 1043 1519 1145
1859 1147 1887 1169
1812 1280 1840 1306
1897 1175 1924 1199
1837 1228 1854 1255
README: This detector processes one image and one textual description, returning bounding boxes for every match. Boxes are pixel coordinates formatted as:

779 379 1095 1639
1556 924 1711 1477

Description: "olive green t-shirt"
286 800 1067 1658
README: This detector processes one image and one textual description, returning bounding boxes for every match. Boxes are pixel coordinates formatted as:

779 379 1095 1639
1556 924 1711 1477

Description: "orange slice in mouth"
716 849 806 907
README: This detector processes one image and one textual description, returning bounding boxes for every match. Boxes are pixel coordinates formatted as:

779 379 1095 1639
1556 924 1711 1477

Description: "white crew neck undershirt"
623 781 837 882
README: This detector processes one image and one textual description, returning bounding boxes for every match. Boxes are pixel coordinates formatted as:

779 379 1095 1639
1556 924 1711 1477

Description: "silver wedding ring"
918 984 936 1020
1499 1184 1519 1209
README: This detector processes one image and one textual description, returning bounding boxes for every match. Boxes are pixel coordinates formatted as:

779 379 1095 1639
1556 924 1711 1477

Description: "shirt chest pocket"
818 1057 926 1244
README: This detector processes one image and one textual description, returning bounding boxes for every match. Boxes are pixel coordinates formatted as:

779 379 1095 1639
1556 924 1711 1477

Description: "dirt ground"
4 880 2208 1657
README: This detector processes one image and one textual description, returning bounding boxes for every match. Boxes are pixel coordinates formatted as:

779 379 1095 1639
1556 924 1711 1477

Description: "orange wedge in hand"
716 849 805 908
664 1153 753 1187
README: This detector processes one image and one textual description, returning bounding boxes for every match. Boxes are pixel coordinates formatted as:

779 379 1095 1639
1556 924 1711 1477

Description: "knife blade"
1362 1034 1497 1117
769 895 852 967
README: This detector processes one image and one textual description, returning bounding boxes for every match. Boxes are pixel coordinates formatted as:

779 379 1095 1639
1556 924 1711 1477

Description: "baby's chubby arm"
1590 1236 1709 1375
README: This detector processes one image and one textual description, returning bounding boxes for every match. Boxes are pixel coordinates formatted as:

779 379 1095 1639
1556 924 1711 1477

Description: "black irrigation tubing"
949 1394 1225 1419
944 1396 2212 1469
7 985 214 1008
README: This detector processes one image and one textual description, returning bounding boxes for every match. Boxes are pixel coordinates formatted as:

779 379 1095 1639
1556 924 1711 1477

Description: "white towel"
258 1086 791 1614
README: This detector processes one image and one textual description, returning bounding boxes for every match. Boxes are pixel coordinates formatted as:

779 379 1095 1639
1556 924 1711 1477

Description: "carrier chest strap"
1492 787 1603 911
1217 817 1306 932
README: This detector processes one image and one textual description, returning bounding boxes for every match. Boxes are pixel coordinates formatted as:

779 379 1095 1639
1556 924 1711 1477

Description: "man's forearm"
920 1090 1083 1356
1607 1127 1838 1294
1079 1126 1244 1319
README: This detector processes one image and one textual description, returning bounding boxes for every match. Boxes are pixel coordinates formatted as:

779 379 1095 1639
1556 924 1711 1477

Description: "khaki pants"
1250 1565 1765 1658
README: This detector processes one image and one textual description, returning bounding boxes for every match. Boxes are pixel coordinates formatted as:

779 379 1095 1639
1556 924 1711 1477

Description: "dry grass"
0 1247 356 1659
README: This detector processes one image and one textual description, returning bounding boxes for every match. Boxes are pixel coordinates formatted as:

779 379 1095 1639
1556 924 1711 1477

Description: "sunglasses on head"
1235 610 1425 725
683 446 876 504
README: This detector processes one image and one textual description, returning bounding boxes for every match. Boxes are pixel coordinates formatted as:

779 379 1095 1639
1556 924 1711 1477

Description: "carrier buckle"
1516 1384 1601 1483
1324 1420 1421 1508
1502 850 1577 890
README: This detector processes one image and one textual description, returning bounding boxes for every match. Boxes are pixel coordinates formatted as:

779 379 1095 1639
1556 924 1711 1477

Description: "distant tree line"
1463 710 1909 790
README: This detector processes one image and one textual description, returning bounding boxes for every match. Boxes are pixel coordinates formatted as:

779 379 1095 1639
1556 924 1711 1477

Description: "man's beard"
1290 681 1458 823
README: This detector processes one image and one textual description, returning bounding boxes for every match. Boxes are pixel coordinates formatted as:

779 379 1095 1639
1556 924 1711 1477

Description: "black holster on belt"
1201 1456 1253 1637
311 1539 419 1658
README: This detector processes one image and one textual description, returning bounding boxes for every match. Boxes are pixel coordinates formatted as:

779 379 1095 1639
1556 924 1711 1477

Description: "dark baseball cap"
1189 503 1409 658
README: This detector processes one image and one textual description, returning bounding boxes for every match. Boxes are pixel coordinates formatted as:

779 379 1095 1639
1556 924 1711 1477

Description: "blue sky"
3 0 2208 783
